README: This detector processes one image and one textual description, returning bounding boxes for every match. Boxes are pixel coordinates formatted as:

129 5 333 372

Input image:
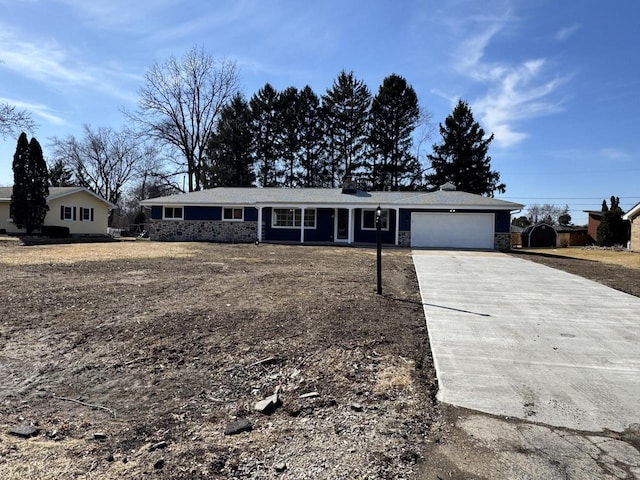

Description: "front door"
335 208 349 242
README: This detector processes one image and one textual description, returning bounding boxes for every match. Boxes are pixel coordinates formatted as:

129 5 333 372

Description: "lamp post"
376 205 382 295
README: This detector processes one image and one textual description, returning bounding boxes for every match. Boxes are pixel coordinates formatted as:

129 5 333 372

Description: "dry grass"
0 238 208 265
522 247 640 270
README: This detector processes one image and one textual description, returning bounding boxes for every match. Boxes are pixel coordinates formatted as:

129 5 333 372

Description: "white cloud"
600 148 631 161
555 23 580 42
440 6 570 148
0 25 139 104
0 96 68 126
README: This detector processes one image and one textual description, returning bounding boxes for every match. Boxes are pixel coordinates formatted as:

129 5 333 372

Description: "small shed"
522 223 557 248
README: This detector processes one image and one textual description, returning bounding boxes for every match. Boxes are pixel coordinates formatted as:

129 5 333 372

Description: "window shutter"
60 205 64 220
90 208 94 222
73 207 76 221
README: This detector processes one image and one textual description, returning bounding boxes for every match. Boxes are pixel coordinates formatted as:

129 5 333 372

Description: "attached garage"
411 212 495 249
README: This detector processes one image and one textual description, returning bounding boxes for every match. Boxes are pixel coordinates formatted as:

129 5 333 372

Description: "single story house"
0 186 116 236
623 202 640 251
139 183 524 250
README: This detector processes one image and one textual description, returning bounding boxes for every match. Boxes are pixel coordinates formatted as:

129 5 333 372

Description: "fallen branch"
53 395 116 418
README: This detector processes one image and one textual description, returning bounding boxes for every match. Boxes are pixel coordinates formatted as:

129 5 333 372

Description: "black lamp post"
376 205 382 295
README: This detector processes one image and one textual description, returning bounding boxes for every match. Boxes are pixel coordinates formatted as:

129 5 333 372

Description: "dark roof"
139 187 524 211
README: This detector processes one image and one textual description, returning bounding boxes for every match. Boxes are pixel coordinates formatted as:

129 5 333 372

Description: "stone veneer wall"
494 233 511 251
149 220 258 242
630 218 640 251
398 231 411 247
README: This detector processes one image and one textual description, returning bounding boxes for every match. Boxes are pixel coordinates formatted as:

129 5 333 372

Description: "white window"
164 207 183 220
223 207 244 221
80 207 93 222
362 209 389 231
272 208 316 228
61 206 74 221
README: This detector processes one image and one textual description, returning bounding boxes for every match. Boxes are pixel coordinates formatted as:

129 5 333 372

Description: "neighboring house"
139 183 524 251
623 202 640 251
555 225 590 247
584 210 603 243
0 186 116 236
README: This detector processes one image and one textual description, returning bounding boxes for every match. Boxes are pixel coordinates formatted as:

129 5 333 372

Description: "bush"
0 228 6 235
42 225 70 238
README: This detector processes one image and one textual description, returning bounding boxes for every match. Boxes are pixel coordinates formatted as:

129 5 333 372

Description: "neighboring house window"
272 208 316 228
362 209 389 231
223 207 244 221
80 207 94 222
164 207 183 220
60 205 76 221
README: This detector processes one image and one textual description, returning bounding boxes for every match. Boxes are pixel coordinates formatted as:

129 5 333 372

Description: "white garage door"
411 212 495 249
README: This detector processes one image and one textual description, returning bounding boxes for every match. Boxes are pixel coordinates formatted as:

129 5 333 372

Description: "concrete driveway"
412 250 640 433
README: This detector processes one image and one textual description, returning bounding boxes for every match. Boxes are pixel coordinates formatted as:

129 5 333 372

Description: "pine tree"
48 158 74 186
250 84 282 187
426 100 505 196
11 133 49 234
368 74 421 190
597 196 629 246
278 86 301 187
205 94 255 187
297 86 330 187
322 71 371 186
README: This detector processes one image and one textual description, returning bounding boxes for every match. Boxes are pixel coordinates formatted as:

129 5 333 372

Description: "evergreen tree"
10 133 49 234
597 196 629 246
278 86 301 187
426 100 505 196
250 83 282 187
368 74 421 190
48 158 74 187
298 86 330 187
322 71 371 186
205 93 255 187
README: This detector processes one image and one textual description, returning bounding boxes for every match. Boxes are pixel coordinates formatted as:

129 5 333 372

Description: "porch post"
395 208 400 246
300 207 305 243
348 208 354 244
257 206 263 242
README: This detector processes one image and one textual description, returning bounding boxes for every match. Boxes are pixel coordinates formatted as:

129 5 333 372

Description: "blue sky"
1 0 638 224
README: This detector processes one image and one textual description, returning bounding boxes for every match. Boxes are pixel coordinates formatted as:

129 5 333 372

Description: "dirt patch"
0 241 440 479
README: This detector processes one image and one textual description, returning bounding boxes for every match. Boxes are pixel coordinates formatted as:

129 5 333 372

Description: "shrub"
42 225 70 238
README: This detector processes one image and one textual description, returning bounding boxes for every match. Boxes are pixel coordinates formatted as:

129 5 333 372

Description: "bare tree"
126 46 239 192
0 103 36 139
50 125 155 206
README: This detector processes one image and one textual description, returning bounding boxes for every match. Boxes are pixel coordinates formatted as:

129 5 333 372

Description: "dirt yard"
0 239 437 479
1 239 638 479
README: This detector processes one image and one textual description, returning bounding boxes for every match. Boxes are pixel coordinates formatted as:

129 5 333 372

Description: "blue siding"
151 206 163 219
494 211 511 233
399 209 412 231
263 207 333 242
185 206 221 220
354 209 396 244
244 207 258 221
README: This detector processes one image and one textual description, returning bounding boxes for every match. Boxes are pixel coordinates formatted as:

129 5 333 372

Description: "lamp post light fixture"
376 205 382 295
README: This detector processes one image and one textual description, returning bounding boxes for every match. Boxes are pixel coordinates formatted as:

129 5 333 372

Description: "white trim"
222 207 244 221
257 207 263 242
271 208 317 229
62 205 74 221
163 206 184 220
623 202 640 220
361 208 390 231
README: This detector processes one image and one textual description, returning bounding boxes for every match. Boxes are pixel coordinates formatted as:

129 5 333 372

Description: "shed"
522 223 557 248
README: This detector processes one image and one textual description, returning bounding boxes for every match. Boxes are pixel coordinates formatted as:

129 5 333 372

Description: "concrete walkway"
412 250 640 433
